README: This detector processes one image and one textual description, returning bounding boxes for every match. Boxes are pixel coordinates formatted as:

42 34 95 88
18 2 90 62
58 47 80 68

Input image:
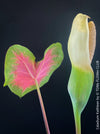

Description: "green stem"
35 80 50 134
73 106 81 134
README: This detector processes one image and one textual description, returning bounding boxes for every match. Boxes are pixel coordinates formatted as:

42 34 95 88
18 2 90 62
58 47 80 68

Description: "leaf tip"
3 82 7 87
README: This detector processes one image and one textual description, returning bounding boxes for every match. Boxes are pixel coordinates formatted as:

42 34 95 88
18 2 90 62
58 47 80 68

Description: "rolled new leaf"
68 13 96 134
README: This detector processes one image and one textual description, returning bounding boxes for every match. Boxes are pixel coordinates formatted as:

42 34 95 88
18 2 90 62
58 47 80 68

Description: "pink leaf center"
11 49 55 92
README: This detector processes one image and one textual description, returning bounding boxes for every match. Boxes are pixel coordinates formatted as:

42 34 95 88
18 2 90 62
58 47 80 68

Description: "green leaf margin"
4 42 64 98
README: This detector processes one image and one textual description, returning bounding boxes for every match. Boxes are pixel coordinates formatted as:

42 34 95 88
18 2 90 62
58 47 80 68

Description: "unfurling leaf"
4 43 64 97
68 13 96 114
67 13 96 134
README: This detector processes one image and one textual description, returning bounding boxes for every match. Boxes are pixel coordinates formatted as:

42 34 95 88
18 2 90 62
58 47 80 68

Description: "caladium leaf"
4 42 64 97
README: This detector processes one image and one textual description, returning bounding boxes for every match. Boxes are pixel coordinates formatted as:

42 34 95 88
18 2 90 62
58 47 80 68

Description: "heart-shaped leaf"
4 42 64 97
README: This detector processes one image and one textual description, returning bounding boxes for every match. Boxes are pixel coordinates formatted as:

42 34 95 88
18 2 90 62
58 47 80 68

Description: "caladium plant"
4 42 64 134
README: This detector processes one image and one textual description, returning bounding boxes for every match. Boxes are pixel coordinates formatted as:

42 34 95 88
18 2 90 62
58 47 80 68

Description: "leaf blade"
37 42 64 88
4 45 36 97
4 43 64 97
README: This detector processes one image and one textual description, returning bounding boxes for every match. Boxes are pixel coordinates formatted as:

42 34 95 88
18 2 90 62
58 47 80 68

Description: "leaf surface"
4 43 64 97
